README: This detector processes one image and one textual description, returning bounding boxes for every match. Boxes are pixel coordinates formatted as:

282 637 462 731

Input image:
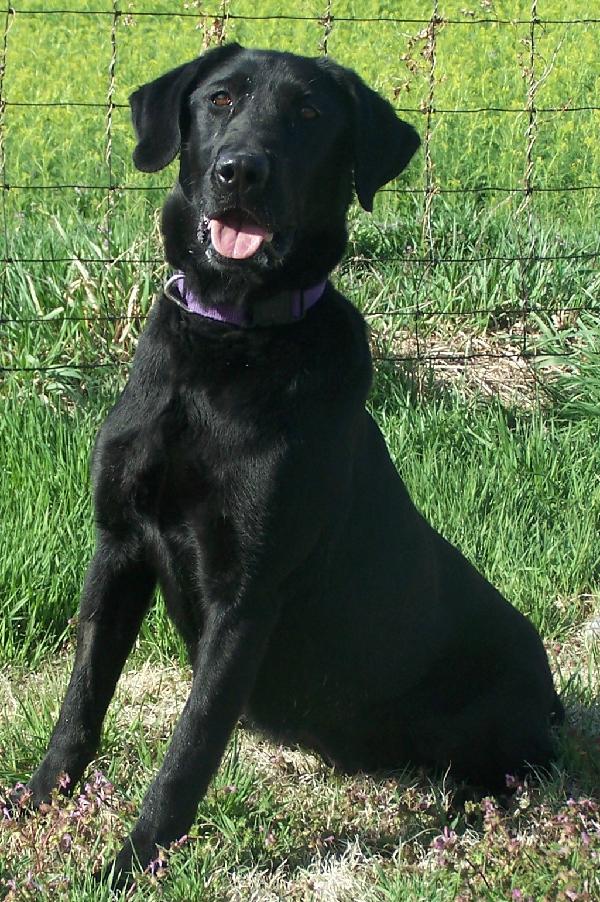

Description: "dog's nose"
214 152 270 193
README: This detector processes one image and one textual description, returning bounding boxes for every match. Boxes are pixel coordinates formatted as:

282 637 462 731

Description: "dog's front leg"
108 597 278 887
21 539 156 806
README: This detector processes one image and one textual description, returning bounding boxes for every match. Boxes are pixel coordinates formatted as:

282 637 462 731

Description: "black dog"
17 44 561 883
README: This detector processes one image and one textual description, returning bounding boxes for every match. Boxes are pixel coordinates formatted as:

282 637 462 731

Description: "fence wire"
0 2 598 393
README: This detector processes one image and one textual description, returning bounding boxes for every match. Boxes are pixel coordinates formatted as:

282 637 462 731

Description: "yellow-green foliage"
4 0 598 208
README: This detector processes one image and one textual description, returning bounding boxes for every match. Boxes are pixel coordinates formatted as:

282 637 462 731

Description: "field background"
1 2 599 899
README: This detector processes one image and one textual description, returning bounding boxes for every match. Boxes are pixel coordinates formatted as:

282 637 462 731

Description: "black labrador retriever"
16 44 562 883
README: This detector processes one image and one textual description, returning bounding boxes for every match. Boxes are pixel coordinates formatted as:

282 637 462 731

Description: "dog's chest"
93 385 283 539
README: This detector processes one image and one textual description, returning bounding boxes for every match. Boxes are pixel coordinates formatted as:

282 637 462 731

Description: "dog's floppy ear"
129 43 243 173
352 83 420 212
322 61 420 212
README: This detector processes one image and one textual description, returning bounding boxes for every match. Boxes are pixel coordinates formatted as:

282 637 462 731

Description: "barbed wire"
8 8 600 25
2 182 599 193
1 3 598 381
4 100 600 113
3 302 593 327
1 347 582 375
2 250 596 266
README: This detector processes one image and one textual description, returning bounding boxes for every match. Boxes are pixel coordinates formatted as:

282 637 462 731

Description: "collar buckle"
163 273 190 311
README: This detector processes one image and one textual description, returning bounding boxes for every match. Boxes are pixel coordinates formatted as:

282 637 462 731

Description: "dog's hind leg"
21 539 156 806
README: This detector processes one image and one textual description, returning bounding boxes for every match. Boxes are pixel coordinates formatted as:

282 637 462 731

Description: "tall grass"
1 0 598 660
1 365 598 665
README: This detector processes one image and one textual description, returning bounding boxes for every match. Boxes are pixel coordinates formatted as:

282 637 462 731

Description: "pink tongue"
210 215 273 260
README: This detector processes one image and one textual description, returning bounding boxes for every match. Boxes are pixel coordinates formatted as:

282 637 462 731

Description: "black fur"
18 46 560 885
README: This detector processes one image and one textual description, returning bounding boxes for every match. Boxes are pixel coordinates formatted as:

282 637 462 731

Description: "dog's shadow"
232 704 600 880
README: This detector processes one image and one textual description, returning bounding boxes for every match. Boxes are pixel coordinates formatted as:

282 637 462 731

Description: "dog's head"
130 44 419 289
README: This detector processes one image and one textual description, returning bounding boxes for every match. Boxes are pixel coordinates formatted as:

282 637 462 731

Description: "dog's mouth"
206 209 274 260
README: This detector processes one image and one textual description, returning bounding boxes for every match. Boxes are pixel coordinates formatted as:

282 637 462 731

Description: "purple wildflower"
431 826 458 851
58 773 71 791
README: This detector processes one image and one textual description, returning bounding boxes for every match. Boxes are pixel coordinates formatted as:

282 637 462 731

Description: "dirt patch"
370 324 555 408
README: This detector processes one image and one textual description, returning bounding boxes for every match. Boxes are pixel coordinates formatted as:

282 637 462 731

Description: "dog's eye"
300 105 320 121
211 91 232 107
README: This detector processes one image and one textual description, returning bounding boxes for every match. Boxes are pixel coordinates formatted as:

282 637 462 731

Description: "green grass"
1 1 599 899
1 1 598 396
1 653 598 900
1 371 599 665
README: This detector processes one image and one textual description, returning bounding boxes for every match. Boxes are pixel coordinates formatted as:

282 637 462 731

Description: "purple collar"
163 272 327 327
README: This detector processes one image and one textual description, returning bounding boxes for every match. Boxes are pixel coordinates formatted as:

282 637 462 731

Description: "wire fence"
0 2 598 400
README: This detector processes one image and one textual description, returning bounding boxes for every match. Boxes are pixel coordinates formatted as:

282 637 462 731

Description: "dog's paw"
102 832 161 892
1 782 34 818
1 771 74 823
1 780 54 816
101 829 190 891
